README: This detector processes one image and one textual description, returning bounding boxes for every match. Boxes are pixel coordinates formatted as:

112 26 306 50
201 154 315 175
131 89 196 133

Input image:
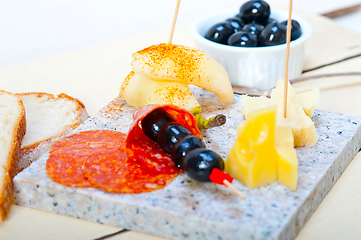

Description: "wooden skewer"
223 180 246 199
168 0 245 200
283 0 293 118
168 0 181 44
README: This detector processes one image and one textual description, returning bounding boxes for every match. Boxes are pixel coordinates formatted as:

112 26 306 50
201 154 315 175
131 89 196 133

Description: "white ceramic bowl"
190 8 312 90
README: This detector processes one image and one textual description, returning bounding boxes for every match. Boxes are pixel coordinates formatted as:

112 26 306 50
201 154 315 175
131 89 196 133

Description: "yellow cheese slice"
226 105 299 191
241 95 271 118
225 105 278 189
275 126 298 191
241 79 318 147
242 83 319 119
296 88 319 118
271 80 318 147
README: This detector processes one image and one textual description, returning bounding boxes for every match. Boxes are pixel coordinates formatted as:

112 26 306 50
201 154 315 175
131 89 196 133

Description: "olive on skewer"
141 108 175 142
140 108 245 199
141 108 223 180
171 135 206 169
158 123 191 154
183 148 224 182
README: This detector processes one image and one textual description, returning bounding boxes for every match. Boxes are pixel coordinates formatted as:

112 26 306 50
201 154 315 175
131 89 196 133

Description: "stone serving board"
13 88 361 240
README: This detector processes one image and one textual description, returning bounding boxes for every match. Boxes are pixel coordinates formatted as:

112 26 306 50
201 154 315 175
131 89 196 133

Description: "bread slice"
0 90 26 221
15 92 88 175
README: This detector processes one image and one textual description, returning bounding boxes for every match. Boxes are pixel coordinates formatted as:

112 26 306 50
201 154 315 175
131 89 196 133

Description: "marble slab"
13 88 361 240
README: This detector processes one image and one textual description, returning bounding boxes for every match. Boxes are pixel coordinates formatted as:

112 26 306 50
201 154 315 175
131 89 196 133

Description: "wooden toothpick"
283 0 293 118
210 168 246 199
168 0 181 44
223 180 246 199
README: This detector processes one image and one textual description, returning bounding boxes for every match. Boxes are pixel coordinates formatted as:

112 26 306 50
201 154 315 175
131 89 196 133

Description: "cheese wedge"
241 79 318 147
225 105 298 190
275 126 298 191
241 95 271 118
242 85 319 119
225 105 278 189
296 88 319 118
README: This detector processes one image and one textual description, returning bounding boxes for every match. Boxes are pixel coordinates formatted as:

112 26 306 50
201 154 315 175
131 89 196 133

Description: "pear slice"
131 43 234 104
119 71 200 111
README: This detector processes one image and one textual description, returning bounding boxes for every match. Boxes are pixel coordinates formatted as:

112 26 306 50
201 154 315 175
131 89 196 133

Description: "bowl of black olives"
190 1 312 90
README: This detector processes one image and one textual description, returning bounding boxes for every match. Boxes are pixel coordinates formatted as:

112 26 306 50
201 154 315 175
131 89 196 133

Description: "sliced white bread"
0 90 26 221
15 92 88 175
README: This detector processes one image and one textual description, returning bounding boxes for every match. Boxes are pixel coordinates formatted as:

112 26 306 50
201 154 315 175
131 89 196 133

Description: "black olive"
158 123 191 154
260 17 277 27
235 12 243 19
280 19 302 41
239 0 270 24
227 31 258 47
171 135 206 169
141 108 175 142
259 21 287 46
205 21 234 44
242 23 264 37
183 149 224 182
226 17 244 32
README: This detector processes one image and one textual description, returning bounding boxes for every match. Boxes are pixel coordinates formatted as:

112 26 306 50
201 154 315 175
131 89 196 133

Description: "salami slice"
126 104 202 154
46 104 200 194
129 125 180 174
46 150 91 187
128 105 202 143
83 147 177 193
47 129 180 193
46 130 125 187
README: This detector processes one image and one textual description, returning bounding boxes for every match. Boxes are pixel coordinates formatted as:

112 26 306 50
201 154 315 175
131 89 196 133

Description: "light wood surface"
1 5 361 240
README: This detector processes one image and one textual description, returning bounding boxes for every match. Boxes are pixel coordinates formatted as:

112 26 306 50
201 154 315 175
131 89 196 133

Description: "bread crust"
0 90 26 221
14 92 88 176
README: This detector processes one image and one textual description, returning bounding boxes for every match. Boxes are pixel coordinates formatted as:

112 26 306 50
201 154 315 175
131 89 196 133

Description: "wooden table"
1 5 361 240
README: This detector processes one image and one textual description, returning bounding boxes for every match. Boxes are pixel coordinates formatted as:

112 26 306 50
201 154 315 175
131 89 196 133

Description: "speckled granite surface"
13 88 361 240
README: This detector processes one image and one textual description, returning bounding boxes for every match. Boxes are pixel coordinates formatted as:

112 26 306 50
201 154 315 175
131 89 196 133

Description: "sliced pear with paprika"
131 43 234 104
119 71 200 111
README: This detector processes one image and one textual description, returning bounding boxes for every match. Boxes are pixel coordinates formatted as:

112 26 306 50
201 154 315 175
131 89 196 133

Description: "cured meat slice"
46 104 199 193
83 147 178 194
46 130 125 187
126 104 202 150
129 124 181 174
46 149 92 187
125 105 201 172
47 129 180 193
82 129 179 193
129 104 202 140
